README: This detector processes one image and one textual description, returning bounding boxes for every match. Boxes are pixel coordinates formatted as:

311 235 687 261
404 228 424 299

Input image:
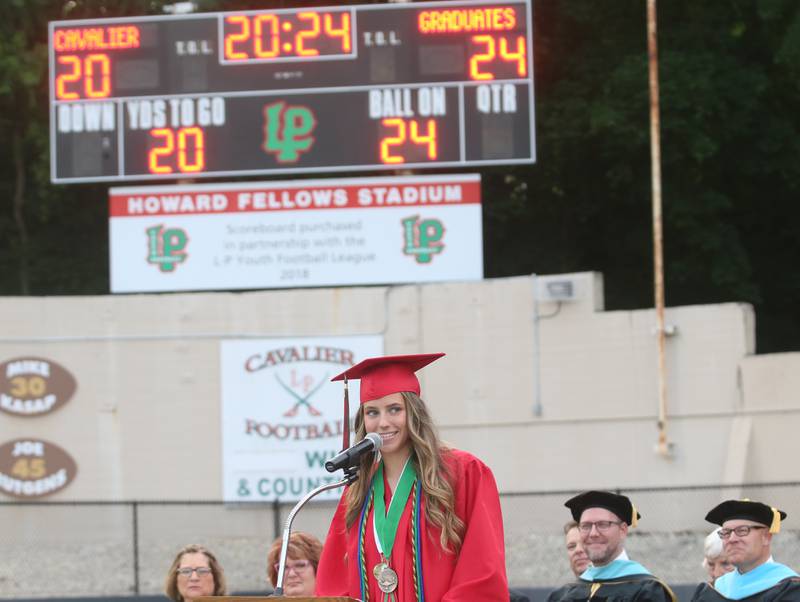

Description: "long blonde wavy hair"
344 391 465 553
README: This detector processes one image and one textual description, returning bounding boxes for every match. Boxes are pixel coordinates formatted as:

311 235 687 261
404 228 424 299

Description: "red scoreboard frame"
49 0 535 183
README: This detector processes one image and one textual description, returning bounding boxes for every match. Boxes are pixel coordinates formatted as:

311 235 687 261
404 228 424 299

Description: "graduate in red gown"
315 353 509 602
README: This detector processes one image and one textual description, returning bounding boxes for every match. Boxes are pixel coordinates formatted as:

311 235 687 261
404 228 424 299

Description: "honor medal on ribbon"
377 565 398 593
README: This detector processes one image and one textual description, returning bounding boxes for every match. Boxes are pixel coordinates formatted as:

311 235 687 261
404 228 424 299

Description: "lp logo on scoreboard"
401 215 445 264
146 225 189 272
263 101 317 163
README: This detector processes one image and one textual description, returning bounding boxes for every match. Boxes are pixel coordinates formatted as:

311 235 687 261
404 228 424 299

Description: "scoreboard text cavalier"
49 0 535 183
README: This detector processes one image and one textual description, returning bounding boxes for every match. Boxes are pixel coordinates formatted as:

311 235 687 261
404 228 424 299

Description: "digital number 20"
56 54 111 99
148 127 205 174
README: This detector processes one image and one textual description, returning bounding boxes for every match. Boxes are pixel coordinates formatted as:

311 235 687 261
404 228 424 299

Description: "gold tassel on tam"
631 505 639 528
769 507 781 533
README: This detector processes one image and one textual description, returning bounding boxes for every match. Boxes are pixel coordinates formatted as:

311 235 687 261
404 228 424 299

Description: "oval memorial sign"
0 357 77 417
0 438 78 499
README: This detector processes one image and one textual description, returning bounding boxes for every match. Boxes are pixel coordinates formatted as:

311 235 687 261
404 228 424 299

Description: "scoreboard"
49 0 535 183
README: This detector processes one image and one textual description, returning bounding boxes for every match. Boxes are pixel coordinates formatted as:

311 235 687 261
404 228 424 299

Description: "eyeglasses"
578 520 623 533
718 525 767 539
176 567 213 577
274 559 312 574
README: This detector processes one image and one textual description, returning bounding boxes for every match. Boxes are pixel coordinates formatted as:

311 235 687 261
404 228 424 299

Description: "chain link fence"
2 483 799 599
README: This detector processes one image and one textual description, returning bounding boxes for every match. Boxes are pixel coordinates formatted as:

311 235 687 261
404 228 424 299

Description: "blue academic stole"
714 562 799 600
580 558 653 581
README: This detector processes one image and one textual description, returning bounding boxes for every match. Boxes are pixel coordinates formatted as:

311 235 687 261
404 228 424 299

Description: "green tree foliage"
0 0 172 295
484 0 800 352
0 0 798 351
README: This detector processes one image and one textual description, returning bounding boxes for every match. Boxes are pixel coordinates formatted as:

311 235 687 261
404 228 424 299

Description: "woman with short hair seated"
267 531 323 597
702 528 734 583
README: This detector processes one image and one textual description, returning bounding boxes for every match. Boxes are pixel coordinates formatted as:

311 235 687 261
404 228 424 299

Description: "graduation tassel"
769 507 781 533
342 375 350 451
630 505 639 529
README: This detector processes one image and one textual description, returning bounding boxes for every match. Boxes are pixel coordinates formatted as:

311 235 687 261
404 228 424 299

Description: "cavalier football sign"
220 335 383 502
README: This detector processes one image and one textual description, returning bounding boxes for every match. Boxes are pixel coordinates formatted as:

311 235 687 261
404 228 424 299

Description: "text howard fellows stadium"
119 182 472 215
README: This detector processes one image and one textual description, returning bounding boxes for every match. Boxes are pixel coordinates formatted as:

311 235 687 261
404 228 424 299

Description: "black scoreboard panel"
49 0 535 183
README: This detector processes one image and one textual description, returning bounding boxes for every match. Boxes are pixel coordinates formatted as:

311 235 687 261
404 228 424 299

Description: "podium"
197 598 359 601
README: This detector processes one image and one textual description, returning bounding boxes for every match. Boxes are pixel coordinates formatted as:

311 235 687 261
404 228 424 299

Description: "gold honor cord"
358 472 424 602
372 459 417 601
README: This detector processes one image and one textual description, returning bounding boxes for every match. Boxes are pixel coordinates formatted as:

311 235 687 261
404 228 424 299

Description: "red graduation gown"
315 448 509 602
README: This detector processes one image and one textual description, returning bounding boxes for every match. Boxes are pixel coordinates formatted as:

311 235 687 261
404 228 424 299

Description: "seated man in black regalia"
546 490 676 602
691 499 800 602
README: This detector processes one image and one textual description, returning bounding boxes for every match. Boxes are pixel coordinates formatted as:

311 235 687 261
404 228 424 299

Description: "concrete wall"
1 272 798 503
3 273 800 596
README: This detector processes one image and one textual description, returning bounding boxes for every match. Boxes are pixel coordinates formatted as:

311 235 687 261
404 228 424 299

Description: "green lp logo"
263 101 317 163
146 225 188 272
401 215 445 264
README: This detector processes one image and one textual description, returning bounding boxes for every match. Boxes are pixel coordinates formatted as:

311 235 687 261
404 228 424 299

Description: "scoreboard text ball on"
49 0 535 183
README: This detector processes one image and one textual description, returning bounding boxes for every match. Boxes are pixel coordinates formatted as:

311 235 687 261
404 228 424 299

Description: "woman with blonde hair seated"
267 531 323 597
165 544 227 602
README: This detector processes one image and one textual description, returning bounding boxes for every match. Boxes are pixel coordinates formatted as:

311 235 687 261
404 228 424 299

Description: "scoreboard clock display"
49 0 535 183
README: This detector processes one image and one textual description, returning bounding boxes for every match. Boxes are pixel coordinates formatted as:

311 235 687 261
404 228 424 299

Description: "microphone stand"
272 466 359 597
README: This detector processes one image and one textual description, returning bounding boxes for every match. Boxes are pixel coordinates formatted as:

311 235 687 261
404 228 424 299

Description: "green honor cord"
359 456 423 602
358 472 425 602
373 457 418 561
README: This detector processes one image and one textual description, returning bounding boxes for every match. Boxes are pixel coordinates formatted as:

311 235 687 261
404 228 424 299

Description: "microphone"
325 433 382 473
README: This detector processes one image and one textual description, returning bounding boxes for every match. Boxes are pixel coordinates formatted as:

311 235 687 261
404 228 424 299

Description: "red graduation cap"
332 353 445 403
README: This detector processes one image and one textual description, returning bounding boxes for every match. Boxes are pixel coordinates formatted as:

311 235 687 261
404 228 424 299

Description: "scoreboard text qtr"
49 0 535 183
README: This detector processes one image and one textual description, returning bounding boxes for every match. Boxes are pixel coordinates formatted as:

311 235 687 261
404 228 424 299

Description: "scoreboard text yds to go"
48 0 536 183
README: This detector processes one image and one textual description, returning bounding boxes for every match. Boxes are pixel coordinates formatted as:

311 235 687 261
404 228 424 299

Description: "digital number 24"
380 118 438 164
470 35 527 81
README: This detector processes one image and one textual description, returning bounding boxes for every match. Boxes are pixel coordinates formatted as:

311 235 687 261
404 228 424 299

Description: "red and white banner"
109 174 483 292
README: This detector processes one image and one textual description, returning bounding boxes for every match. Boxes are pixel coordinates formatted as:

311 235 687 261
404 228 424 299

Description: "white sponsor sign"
109 174 483 293
220 335 383 502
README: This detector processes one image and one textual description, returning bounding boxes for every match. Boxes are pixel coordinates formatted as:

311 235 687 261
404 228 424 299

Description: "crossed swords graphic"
275 372 328 417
